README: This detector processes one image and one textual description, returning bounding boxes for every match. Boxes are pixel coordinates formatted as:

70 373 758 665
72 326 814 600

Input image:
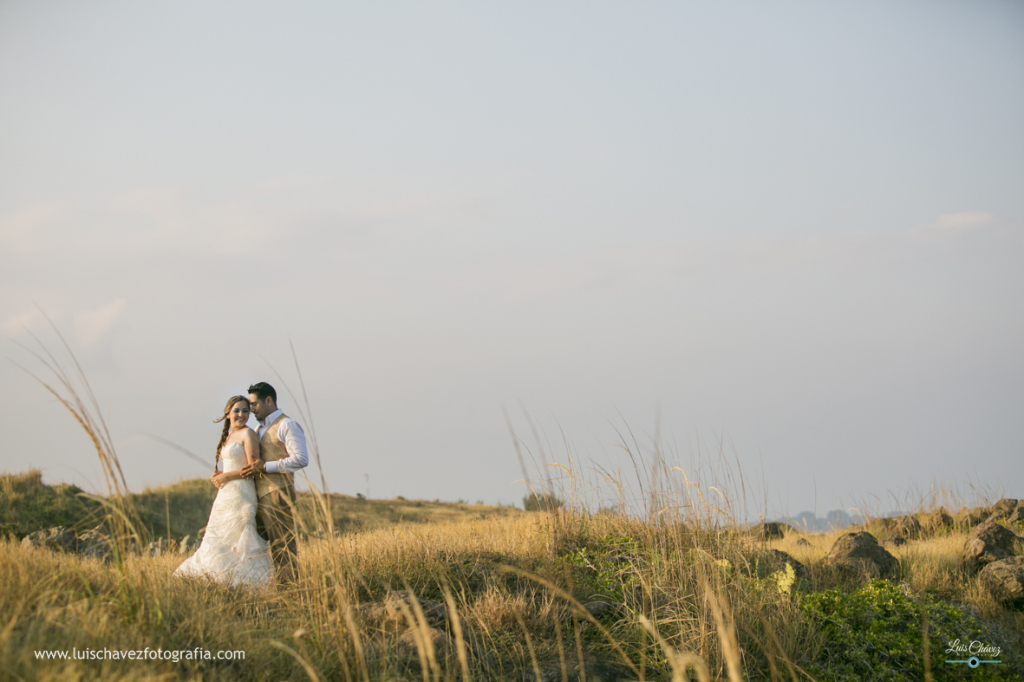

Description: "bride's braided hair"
213 395 249 470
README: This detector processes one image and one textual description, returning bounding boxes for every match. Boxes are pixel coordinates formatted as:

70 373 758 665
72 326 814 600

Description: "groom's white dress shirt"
258 409 309 474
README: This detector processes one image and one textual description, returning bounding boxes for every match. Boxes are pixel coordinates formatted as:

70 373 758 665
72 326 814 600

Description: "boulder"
882 537 907 547
145 538 168 557
795 538 811 547
178 535 198 554
921 508 954 535
77 525 113 563
979 556 1024 606
396 626 452 654
393 627 455 676
827 532 898 579
386 591 449 627
21 526 78 553
753 549 808 581
955 506 990 529
755 522 789 540
964 522 1019 572
583 600 626 619
1009 505 1024 525
359 591 450 630
877 515 920 539
987 498 1020 522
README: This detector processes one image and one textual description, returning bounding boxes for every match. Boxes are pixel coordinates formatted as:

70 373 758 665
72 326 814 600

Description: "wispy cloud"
0 308 57 338
74 299 126 347
0 202 69 253
928 211 996 231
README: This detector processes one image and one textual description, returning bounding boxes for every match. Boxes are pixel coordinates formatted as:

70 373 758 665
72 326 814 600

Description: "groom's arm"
264 419 309 474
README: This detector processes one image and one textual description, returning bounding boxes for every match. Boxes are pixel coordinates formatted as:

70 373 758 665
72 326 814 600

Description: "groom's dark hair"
248 382 277 403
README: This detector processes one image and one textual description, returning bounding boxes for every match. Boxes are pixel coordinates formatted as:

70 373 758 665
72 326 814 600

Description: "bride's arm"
242 429 263 469
214 431 264 485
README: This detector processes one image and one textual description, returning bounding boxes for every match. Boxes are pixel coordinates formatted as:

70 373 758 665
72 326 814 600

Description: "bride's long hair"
213 395 249 470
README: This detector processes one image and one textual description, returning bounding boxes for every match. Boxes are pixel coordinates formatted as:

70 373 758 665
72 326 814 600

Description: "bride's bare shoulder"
237 427 259 445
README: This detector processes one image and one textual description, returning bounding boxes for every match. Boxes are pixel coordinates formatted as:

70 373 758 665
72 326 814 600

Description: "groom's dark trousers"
255 486 298 585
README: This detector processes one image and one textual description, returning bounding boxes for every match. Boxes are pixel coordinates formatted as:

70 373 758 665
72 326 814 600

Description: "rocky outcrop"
368 593 497 678
921 508 953 535
979 556 1024 606
21 525 113 563
178 535 198 554
752 549 808 581
76 526 113 562
879 515 921 539
964 523 1019 572
827 532 898 579
987 499 1020 523
583 600 626 619
395 626 452 657
21 526 78 553
955 506 990 529
358 591 450 630
755 522 790 540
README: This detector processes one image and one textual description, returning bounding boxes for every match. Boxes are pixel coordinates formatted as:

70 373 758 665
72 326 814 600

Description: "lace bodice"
221 441 248 472
174 438 271 588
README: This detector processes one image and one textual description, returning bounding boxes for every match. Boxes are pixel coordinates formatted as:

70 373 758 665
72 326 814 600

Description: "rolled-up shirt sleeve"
264 418 309 474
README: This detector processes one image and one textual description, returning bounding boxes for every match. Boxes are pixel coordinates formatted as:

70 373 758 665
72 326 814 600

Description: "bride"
174 395 273 587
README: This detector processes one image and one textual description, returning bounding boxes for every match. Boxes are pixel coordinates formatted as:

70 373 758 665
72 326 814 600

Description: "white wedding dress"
173 442 273 587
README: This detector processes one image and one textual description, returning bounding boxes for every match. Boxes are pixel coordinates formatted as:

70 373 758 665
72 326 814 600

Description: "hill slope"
1 469 519 541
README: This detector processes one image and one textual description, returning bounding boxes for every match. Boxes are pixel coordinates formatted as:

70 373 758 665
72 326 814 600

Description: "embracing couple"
173 382 308 588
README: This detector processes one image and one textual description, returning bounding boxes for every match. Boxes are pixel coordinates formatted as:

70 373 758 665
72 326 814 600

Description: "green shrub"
0 470 103 537
522 492 563 511
799 579 1014 681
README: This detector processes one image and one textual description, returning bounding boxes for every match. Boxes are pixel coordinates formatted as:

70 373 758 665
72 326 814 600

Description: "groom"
239 382 308 585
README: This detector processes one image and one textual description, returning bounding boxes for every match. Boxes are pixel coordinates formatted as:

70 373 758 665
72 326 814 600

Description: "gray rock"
827 531 898 578
756 522 789 540
987 498 1020 522
795 538 811 547
979 556 1024 606
964 522 1019 572
358 591 449 629
77 525 113 563
583 600 626 619
396 626 451 653
178 535 198 554
753 549 808 581
955 506 990 529
921 508 953 534
21 526 78 553
879 515 921 539
145 537 175 557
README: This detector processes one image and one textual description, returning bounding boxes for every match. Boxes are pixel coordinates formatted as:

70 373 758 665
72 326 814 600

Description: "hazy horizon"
2 1 1021 518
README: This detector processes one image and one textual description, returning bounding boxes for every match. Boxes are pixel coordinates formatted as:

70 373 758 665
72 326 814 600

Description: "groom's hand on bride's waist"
239 460 266 479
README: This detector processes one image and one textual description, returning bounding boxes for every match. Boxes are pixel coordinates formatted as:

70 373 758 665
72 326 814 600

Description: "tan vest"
256 414 295 499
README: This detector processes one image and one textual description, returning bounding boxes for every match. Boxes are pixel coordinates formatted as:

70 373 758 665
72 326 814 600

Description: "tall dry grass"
7 332 1022 681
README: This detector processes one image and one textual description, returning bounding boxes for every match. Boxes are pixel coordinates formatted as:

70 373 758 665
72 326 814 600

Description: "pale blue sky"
1 1 1022 516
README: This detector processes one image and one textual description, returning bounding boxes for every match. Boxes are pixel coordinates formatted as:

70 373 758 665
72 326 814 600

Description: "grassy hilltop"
2 467 1023 681
1 469 518 542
